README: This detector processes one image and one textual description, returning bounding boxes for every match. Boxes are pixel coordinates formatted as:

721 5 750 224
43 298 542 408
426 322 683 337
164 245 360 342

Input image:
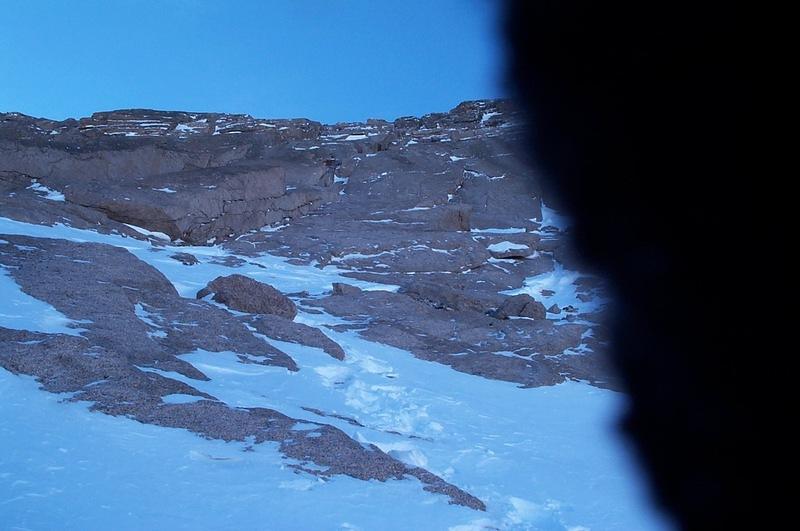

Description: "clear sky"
1 0 504 124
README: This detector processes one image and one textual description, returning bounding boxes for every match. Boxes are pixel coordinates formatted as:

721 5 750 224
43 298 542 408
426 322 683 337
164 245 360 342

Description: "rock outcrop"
399 280 502 313
487 242 533 259
332 282 362 296
247 315 346 361
493 294 548 320
308 288 596 388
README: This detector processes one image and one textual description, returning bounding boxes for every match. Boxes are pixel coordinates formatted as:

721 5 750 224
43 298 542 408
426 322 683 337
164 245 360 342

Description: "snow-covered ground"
0 217 397 297
0 260 85 336
1 216 670 530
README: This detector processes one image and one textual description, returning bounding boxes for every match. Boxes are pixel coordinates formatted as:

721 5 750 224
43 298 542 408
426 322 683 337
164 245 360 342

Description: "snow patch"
27 181 65 201
0 266 86 336
161 394 205 404
534 203 572 232
471 227 527 234
480 111 502 124
504 264 607 318
123 223 171 241
487 241 529 253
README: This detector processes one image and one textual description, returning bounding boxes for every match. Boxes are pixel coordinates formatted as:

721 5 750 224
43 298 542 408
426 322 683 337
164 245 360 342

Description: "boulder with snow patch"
196 274 297 319
486 241 533 259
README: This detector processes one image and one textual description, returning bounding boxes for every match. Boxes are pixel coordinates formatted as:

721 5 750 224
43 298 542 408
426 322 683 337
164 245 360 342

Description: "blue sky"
1 0 504 123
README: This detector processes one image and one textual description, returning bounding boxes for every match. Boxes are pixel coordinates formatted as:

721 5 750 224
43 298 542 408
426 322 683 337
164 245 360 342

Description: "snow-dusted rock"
487 240 533 259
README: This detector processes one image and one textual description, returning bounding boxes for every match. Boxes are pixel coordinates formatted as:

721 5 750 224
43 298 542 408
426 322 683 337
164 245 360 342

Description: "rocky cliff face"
1 100 611 512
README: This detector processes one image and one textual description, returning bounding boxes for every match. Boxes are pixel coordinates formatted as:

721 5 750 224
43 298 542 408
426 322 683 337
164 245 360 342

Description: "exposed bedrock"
0 170 153 239
0 236 297 373
246 314 346 361
399 279 503 313
2 99 545 246
307 288 613 388
0 113 342 244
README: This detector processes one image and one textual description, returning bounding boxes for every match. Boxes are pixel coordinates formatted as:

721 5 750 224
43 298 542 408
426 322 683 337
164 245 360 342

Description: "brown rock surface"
197 274 297 319
493 294 547 320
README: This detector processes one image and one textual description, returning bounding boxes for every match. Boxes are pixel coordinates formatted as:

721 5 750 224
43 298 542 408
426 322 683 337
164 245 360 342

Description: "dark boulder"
171 252 199 266
332 283 362 296
493 294 547 320
197 274 297 319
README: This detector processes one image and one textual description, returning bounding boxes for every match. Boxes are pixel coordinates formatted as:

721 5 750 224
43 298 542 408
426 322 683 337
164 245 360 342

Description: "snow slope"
0 216 670 530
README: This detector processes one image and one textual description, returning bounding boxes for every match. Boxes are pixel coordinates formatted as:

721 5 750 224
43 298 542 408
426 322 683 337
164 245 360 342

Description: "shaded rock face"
399 280 502 313
1 111 338 245
493 294 547 320
65 165 286 244
0 170 151 240
1 99 541 246
57 162 339 245
197 274 297 319
431 204 472 232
